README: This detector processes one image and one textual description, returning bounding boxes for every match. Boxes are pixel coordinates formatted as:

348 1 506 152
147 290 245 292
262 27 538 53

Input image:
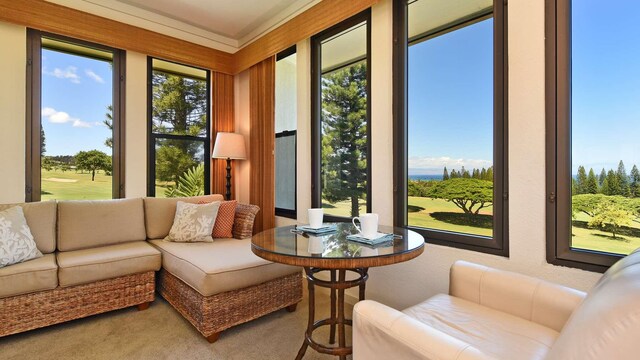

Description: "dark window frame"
146 56 211 197
26 29 126 202
392 0 509 256
311 9 372 223
545 0 620 272
275 46 298 219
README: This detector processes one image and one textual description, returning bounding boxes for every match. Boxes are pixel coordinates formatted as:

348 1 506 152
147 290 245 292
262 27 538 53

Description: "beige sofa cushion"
0 201 56 254
402 294 559 360
149 238 300 296
144 194 224 240
57 241 161 287
0 254 58 299
57 198 146 251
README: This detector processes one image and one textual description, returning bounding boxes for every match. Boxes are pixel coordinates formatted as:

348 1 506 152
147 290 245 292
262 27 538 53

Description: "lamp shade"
212 132 247 160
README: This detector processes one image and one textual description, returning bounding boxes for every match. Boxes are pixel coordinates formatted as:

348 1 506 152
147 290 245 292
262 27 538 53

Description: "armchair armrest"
449 261 586 332
232 203 259 239
353 300 494 360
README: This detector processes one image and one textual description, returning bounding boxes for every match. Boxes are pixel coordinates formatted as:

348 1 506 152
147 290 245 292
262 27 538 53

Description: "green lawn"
408 196 493 237
41 169 168 200
571 212 640 255
322 199 367 218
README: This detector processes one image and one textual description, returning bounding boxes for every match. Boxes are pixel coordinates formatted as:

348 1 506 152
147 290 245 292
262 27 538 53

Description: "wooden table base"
296 267 369 360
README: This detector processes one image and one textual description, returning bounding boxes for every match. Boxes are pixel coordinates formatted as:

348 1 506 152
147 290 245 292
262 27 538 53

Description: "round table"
251 223 425 360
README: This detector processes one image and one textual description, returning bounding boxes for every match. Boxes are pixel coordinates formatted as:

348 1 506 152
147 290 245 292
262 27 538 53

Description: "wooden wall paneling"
232 0 378 73
249 58 276 233
211 72 236 198
0 0 234 74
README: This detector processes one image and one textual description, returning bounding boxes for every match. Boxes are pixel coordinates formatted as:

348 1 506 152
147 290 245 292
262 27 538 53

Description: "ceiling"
46 0 322 53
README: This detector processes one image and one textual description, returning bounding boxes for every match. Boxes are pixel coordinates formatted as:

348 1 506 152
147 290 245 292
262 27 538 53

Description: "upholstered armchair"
353 249 640 360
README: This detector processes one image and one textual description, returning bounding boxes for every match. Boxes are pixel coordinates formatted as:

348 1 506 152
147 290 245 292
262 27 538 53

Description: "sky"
408 0 640 176
41 49 112 156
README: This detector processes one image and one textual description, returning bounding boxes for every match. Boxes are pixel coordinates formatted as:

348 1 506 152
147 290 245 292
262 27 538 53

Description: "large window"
26 30 125 201
275 46 298 218
147 58 210 197
393 0 508 255
546 0 640 271
311 10 371 221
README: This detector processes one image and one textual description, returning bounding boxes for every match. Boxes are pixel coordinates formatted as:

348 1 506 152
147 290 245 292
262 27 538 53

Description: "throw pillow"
233 203 260 239
198 200 238 238
0 206 43 268
164 201 221 243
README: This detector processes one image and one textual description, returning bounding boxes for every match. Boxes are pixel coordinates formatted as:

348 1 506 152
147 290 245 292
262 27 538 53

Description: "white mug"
352 213 379 239
308 208 324 229
307 236 324 254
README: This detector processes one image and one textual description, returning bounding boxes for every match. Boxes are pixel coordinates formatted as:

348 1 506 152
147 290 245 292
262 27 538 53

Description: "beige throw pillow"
164 201 220 243
0 206 43 268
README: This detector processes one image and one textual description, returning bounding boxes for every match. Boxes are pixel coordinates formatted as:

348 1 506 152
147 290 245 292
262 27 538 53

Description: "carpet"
0 291 352 360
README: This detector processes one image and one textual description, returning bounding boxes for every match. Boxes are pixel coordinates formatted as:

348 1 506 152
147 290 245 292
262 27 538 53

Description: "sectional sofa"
0 195 302 343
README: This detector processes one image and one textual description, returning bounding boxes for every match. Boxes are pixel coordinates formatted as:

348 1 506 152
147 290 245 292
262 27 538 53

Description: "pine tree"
486 166 494 183
480 168 487 181
599 168 607 188
461 166 470 178
586 168 598 194
616 160 630 197
442 166 449 181
472 169 480 179
450 169 458 179
603 169 621 196
575 166 588 195
630 165 640 198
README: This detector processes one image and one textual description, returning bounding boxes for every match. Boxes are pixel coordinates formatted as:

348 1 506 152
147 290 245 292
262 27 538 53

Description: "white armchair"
353 249 640 360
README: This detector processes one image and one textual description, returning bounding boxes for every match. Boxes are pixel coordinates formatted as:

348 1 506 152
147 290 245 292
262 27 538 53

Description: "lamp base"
225 158 232 201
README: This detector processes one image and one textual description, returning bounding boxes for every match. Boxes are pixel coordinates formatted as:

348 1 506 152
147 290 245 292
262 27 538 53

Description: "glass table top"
251 223 424 260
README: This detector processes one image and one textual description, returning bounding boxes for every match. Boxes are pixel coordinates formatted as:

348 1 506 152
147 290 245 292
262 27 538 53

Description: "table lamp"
212 132 246 200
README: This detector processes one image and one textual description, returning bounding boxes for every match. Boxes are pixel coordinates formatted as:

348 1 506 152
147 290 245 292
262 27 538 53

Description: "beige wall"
124 51 148 198
0 22 26 204
241 0 603 309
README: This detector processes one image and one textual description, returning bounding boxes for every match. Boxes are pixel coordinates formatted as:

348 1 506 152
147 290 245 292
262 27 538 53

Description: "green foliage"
573 194 639 239
617 160 630 197
602 169 621 196
165 164 205 198
599 168 606 187
588 201 632 239
74 150 111 181
155 143 200 184
40 127 46 156
575 166 588 194
586 168 598 194
320 62 368 217
104 105 113 148
442 167 449 181
631 165 640 198
408 180 436 197
427 178 493 214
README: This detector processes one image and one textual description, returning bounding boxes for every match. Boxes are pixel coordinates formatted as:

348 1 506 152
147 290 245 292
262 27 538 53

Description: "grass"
408 196 493 237
41 169 112 201
322 199 367 218
570 212 640 255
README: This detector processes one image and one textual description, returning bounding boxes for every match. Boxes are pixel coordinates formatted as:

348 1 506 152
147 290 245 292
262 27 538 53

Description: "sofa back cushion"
0 201 56 254
546 248 640 360
57 198 146 251
144 194 224 240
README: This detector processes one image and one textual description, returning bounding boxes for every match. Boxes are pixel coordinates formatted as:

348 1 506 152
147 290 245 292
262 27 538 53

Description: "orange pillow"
198 200 237 238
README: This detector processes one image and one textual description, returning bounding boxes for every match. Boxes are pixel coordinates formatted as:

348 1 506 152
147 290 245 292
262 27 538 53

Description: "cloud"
408 156 492 175
42 107 92 128
84 69 104 83
43 66 80 83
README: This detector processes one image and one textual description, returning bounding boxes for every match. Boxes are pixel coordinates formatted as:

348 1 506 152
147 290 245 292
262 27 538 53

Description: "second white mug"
352 213 379 239
308 208 324 228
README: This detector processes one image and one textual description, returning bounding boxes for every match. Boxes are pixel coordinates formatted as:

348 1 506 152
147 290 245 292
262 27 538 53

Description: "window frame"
26 29 126 202
310 9 372 223
392 0 509 256
274 46 298 219
545 0 621 272
146 56 211 197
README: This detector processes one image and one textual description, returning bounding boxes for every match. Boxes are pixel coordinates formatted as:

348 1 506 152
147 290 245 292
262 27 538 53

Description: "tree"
586 168 598 194
442 167 449 181
320 63 368 217
588 201 632 239
40 127 46 156
104 105 113 148
598 168 606 188
630 165 640 198
617 160 630 197
461 166 470 178
74 150 111 181
486 166 493 182
572 194 613 217
165 164 205 197
427 178 493 214
602 169 621 196
575 166 587 195
151 71 208 185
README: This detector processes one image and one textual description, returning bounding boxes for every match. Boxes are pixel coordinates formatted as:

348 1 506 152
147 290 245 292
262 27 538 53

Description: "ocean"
408 174 442 181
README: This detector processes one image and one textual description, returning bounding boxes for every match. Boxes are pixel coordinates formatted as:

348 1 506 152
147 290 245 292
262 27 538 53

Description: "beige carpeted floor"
0 292 352 360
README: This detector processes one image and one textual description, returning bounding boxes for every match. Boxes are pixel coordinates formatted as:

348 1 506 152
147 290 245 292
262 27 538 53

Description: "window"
311 10 371 221
26 30 125 201
546 0 640 271
275 46 298 218
147 58 210 197
393 0 508 255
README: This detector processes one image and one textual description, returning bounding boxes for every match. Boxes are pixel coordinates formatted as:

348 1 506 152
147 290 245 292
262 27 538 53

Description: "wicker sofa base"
0 271 155 337
158 269 303 340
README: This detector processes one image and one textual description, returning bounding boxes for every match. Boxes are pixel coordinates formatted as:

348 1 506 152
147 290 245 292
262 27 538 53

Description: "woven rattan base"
0 271 155 337
158 269 303 340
